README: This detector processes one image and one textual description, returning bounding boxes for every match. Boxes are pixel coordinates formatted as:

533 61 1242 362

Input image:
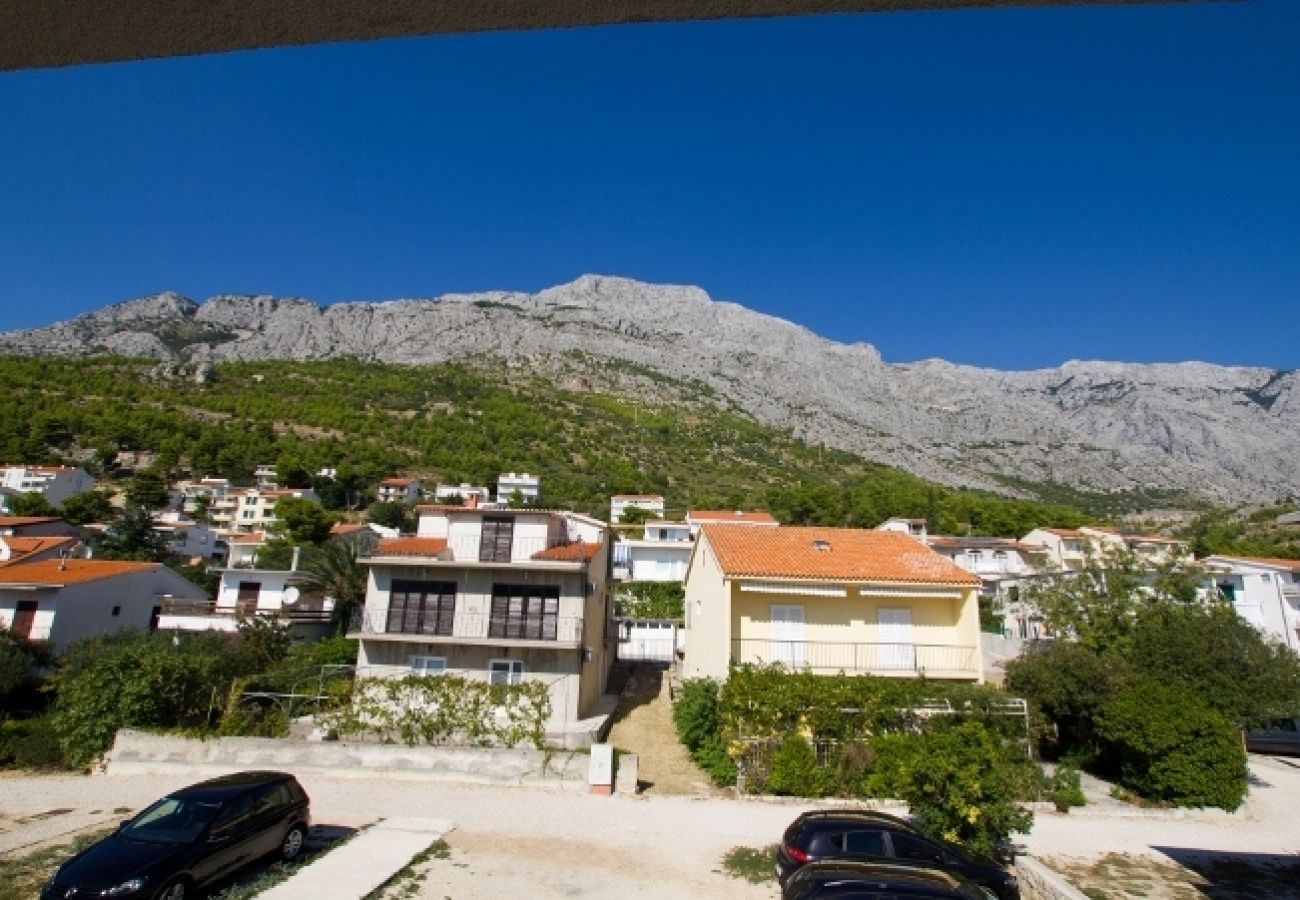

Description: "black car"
42 771 311 900
783 860 992 900
776 810 1019 900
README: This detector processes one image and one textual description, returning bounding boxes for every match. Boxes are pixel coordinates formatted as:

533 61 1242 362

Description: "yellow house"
682 525 984 682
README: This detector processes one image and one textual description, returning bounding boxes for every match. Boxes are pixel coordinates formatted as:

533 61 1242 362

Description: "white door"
770 605 806 668
878 608 916 670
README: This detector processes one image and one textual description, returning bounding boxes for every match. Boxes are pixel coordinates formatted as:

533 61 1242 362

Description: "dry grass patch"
1047 852 1300 900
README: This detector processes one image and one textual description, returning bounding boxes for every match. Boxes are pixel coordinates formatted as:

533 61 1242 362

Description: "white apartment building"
610 494 665 524
208 487 319 535
0 465 96 509
612 520 693 583
496 472 540 506
1203 555 1300 652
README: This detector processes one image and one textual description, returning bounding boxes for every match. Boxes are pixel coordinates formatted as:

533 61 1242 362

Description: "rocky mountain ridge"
2 275 1295 503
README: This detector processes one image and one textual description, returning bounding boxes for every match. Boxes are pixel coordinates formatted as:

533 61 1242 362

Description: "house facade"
377 477 422 504
208 487 319 535
0 559 207 652
495 472 540 506
0 465 96 509
1203 555 1300 652
610 494 665 524
432 482 492 506
157 556 332 636
682 525 984 682
927 536 1048 639
612 520 693 583
349 504 614 745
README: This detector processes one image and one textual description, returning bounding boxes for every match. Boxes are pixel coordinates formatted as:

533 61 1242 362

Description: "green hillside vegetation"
1181 504 1300 560
0 355 1093 535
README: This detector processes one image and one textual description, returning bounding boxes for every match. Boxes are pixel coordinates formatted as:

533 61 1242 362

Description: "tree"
367 500 412 532
616 582 685 620
125 468 171 510
60 489 115 526
272 497 335 545
868 721 1033 857
94 503 168 561
9 492 57 517
618 505 656 526
291 536 374 633
1005 643 1131 759
1022 549 1201 656
0 627 45 709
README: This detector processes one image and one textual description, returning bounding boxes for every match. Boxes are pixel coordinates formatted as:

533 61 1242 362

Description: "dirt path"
604 665 722 796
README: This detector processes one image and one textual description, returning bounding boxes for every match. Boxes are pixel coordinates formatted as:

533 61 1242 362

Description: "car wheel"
280 824 307 861
155 879 187 900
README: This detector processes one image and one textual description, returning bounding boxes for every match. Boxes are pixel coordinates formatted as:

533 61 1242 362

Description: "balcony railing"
730 639 979 678
371 534 590 564
158 598 332 623
349 608 584 646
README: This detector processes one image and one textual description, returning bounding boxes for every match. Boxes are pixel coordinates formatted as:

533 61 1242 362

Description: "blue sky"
1 2 1296 370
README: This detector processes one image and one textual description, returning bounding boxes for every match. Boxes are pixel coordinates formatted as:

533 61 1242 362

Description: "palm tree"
291 535 374 634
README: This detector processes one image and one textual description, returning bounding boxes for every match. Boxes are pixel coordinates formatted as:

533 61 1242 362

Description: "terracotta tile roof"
0 516 63 527
227 532 266 545
927 536 1020 551
701 525 980 585
1040 528 1085 538
0 536 80 560
329 522 368 536
374 537 449 557
532 541 603 561
688 510 779 525
0 559 161 587
1212 555 1300 573
613 494 663 501
380 477 417 487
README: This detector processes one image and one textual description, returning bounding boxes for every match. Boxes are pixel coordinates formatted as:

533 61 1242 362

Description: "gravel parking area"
1 756 1297 898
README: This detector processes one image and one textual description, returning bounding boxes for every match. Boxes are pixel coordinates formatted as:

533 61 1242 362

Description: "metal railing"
159 598 332 623
349 608 584 644
730 639 979 676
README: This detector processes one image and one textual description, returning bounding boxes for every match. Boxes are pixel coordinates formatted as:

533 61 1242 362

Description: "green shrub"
766 732 823 797
1005 643 1130 761
1046 764 1086 812
672 678 737 786
867 721 1033 857
1096 680 1247 810
0 716 67 769
50 631 256 768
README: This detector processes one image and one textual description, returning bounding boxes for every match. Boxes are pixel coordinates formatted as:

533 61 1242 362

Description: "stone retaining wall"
102 729 591 791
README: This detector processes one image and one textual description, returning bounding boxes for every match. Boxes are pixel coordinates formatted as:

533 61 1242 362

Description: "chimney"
466 493 478 509
58 548 68 571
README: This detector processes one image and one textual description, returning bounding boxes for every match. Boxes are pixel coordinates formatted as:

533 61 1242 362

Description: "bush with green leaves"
0 715 65 769
320 675 551 748
766 732 824 797
671 678 737 786
1095 680 1247 811
0 627 49 710
1046 764 1086 812
1005 642 1130 761
867 720 1034 857
49 630 257 768
615 582 685 620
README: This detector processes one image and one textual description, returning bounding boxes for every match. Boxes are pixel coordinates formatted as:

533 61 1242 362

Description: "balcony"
730 639 980 680
349 608 583 649
371 534 591 565
157 598 333 628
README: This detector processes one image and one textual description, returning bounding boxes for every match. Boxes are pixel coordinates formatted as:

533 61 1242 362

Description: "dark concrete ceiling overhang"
1 1 1196 72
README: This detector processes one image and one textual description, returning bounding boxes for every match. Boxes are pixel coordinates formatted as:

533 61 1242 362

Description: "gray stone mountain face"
2 275 1295 502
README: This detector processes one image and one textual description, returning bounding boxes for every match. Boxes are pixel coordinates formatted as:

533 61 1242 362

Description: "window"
209 795 253 842
489 658 523 685
968 551 983 563
479 516 515 562
890 833 945 864
1261 573 1273 582
844 830 887 855
241 510 255 520
489 584 560 640
410 655 447 675
386 580 456 636
111 605 121 617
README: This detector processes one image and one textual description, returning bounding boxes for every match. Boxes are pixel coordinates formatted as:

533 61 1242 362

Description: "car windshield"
121 796 223 845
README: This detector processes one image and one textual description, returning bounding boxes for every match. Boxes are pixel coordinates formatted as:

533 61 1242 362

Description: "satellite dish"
283 586 300 604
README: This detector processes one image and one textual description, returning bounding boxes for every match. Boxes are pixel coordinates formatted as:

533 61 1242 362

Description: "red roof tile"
1213 555 1300 572
688 510 779 525
701 525 979 585
0 559 161 587
374 537 449 557
531 541 603 562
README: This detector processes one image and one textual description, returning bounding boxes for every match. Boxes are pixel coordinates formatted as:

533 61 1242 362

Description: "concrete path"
259 817 452 900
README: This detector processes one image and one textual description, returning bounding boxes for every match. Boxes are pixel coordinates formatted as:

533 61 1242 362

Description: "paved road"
3 756 1297 897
